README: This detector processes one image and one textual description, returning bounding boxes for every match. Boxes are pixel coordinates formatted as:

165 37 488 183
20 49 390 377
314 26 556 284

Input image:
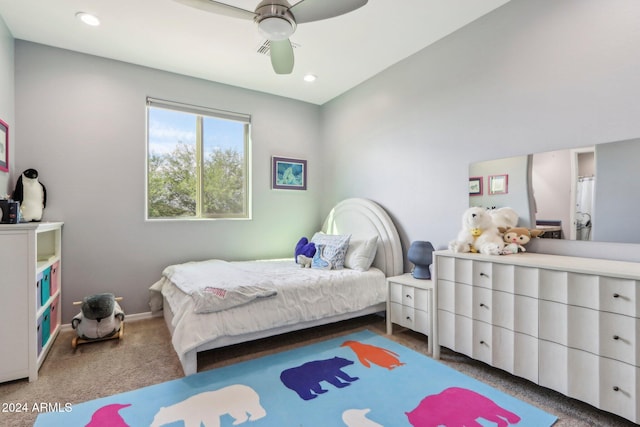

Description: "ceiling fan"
173 0 368 74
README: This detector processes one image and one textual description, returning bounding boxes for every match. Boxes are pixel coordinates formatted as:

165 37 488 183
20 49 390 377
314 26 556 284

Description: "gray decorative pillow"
310 232 351 270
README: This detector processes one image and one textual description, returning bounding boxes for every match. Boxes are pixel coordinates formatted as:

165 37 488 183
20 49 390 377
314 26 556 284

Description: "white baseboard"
59 310 163 333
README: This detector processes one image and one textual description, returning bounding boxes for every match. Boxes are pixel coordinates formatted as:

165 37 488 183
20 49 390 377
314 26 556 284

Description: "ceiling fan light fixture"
75 12 100 27
257 16 294 41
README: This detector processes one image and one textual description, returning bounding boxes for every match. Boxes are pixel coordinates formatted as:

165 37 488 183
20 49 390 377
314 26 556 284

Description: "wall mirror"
469 137 640 244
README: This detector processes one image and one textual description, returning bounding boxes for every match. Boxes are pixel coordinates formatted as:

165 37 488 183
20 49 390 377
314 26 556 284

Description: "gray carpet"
0 315 635 426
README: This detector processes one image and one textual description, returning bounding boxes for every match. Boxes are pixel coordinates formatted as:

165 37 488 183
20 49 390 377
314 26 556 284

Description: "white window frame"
145 97 252 220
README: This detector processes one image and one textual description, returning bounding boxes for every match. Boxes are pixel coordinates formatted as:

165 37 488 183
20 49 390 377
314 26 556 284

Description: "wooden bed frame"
162 198 404 375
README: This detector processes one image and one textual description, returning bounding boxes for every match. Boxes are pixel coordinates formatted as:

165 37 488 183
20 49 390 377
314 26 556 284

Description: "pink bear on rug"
86 403 131 427
406 387 521 427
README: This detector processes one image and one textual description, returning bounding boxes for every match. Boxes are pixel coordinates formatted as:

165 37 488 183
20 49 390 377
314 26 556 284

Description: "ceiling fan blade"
173 0 255 20
269 39 294 74
289 0 367 24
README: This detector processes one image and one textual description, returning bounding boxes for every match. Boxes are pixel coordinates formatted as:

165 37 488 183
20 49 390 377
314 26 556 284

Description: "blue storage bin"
42 307 51 347
41 267 51 306
37 314 43 355
36 272 43 310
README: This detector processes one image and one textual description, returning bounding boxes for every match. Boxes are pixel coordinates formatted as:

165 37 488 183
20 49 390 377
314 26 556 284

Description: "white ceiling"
0 0 510 105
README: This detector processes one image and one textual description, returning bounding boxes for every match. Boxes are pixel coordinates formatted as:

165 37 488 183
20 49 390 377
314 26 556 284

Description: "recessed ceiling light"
303 74 317 83
76 12 100 27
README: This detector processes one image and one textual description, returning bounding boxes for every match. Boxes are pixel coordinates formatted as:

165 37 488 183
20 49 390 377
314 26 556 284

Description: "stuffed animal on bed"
449 207 504 255
71 293 124 340
500 227 545 254
295 237 316 267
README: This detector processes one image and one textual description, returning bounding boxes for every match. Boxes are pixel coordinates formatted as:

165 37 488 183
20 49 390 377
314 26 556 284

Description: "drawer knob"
406 294 412 299
613 335 620 340
406 316 412 321
613 386 620 392
480 340 486 345
480 303 487 308
613 293 620 298
480 272 489 277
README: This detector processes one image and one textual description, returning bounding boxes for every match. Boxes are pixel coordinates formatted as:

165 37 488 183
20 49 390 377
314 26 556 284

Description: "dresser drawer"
539 300 567 345
437 279 455 312
599 312 639 366
600 358 639 423
539 269 568 303
389 282 403 304
473 320 493 365
437 256 455 281
600 277 638 317
472 261 492 288
472 286 493 323
391 302 430 335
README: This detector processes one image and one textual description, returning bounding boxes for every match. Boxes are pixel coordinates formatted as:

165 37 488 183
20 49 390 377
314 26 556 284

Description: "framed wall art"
272 156 307 190
469 176 483 196
0 119 8 173
489 174 508 195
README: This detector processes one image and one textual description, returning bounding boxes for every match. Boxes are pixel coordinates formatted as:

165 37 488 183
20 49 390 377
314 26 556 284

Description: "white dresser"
433 249 640 423
0 222 63 382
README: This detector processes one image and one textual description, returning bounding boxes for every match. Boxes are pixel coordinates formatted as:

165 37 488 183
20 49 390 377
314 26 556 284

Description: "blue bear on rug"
280 357 359 400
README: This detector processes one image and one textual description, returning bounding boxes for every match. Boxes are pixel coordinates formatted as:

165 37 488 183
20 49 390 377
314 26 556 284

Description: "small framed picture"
272 156 307 190
469 176 483 196
0 119 8 173
489 174 508 195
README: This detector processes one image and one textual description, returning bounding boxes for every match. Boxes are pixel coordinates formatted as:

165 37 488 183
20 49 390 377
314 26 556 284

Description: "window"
146 98 251 220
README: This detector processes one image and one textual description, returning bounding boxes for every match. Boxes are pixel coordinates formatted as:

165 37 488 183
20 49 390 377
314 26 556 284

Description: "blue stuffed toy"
295 237 316 268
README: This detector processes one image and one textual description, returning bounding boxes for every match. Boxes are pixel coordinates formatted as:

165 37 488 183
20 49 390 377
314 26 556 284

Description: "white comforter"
150 259 386 364
162 259 277 313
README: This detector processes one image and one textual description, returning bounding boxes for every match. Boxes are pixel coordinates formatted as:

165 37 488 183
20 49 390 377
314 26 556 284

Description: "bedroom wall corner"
0 15 14 196
319 0 640 265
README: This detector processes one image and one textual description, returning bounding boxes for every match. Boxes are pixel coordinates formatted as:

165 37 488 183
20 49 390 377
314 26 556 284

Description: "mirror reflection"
469 138 640 244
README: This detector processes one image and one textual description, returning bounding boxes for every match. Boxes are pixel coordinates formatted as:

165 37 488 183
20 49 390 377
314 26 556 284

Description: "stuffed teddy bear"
295 237 316 267
449 207 505 255
500 227 545 254
487 207 518 230
72 293 124 340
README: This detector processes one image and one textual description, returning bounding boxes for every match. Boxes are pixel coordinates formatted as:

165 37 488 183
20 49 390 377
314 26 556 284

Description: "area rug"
35 330 557 426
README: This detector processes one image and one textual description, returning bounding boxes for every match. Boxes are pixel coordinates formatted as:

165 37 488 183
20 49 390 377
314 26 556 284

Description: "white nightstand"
386 273 438 358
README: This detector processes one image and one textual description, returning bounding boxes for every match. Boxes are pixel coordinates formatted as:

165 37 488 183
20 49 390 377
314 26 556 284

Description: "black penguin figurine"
13 168 47 222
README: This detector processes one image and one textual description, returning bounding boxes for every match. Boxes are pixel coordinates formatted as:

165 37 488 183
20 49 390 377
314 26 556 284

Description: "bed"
150 198 403 376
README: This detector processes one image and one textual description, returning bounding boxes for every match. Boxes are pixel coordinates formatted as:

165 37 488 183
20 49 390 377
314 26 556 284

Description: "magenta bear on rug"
86 403 131 427
406 387 521 427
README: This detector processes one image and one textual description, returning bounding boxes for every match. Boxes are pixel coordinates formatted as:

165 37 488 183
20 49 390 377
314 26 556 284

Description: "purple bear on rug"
280 357 359 400
406 387 521 427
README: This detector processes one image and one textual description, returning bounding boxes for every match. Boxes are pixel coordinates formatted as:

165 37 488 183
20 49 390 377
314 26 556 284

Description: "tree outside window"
146 99 251 219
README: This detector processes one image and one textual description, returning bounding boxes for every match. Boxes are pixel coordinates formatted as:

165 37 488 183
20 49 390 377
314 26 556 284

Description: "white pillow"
344 236 379 271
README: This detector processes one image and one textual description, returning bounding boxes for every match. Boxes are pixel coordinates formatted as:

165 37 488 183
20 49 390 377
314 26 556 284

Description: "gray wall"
0 16 13 195
321 0 640 264
14 42 322 322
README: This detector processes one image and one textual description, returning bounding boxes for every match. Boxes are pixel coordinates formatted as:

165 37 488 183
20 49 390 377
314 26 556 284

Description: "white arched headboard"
321 198 403 277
